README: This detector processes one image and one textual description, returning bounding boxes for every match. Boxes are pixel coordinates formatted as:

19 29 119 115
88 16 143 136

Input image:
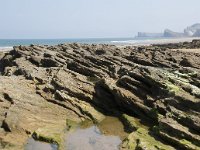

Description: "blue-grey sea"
0 37 189 50
0 38 130 48
0 37 169 49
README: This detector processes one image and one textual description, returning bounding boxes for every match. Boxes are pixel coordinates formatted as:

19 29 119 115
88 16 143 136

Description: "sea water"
0 37 178 47
0 38 132 48
0 37 197 50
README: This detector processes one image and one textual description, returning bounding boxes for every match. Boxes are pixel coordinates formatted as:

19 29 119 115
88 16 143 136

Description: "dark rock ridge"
0 41 200 149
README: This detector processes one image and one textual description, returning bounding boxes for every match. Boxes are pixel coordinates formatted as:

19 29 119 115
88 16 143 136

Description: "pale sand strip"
117 37 200 47
143 37 200 45
171 48 200 54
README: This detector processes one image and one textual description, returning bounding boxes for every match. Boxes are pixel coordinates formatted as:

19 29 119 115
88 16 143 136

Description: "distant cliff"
164 29 185 37
193 29 200 37
137 23 200 38
184 23 200 36
137 32 163 38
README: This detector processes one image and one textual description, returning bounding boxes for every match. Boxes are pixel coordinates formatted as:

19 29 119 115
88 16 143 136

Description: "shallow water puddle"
25 138 58 150
65 116 128 150
97 116 128 139
66 126 121 150
25 116 128 150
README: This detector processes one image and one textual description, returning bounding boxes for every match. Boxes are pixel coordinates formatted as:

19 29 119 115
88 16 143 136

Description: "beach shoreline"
113 37 200 46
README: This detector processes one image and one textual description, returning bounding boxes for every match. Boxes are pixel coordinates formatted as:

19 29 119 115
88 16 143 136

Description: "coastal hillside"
0 40 200 150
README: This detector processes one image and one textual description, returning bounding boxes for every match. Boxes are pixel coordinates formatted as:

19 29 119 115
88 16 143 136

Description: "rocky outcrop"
0 41 200 149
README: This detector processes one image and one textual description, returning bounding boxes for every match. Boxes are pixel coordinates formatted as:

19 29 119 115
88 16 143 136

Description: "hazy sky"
0 0 200 39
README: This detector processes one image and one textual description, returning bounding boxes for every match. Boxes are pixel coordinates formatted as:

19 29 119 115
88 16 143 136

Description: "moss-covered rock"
33 126 64 149
121 127 175 150
66 119 79 131
120 114 141 132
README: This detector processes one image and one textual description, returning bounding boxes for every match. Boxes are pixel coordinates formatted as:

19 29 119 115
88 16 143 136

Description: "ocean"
0 37 197 49
0 38 134 49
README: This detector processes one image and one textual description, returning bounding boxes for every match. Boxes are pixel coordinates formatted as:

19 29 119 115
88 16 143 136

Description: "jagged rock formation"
0 40 200 150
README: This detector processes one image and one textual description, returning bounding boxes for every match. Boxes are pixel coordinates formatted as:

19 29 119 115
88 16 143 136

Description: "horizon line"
0 37 135 40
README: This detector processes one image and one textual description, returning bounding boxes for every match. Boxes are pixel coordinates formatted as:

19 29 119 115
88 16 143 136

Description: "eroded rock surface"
0 41 200 149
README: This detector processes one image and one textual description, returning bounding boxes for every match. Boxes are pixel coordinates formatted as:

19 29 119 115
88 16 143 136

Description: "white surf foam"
111 40 138 44
0 46 13 51
111 37 200 45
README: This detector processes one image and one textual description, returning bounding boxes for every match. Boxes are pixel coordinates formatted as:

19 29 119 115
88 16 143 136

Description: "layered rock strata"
0 40 200 149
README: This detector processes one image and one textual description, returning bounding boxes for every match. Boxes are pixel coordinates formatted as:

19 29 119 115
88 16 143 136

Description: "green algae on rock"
121 127 175 150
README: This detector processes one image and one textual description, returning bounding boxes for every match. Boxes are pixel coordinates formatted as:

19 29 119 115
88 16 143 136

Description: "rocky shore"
0 40 200 150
